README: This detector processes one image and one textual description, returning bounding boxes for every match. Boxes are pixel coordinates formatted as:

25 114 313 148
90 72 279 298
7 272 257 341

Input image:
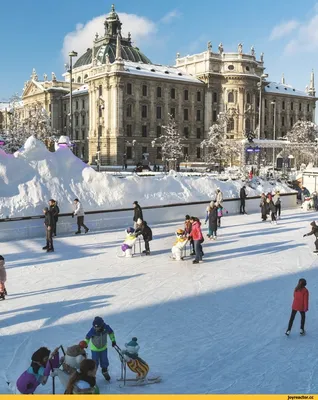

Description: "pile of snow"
0 137 295 218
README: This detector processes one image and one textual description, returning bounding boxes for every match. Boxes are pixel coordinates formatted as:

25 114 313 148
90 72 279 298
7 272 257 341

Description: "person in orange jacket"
285 278 309 336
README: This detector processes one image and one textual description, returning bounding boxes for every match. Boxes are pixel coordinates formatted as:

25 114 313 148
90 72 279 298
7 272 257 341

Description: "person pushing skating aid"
84 316 116 381
303 221 318 253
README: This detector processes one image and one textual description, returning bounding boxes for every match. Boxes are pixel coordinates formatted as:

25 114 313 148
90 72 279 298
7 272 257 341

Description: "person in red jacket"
188 217 204 264
285 278 309 336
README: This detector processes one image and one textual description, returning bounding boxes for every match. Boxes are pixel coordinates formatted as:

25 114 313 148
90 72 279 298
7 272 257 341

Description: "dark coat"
240 188 247 200
305 223 318 238
44 210 54 227
268 200 276 213
50 204 60 222
135 221 152 241
260 198 268 217
208 207 218 231
133 205 143 222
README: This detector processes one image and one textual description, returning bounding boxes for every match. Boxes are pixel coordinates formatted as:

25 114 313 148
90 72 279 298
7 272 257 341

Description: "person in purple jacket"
16 346 59 394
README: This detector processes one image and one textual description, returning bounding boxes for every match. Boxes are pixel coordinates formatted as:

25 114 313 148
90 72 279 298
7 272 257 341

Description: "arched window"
77 76 81 83
246 93 251 104
228 92 234 103
227 118 235 131
84 74 88 80
245 118 251 131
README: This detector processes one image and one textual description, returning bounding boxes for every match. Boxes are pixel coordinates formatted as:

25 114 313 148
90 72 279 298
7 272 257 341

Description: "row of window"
125 146 202 160
127 104 203 121
63 115 86 127
74 130 86 140
265 99 310 112
125 124 203 139
126 83 203 101
63 100 86 111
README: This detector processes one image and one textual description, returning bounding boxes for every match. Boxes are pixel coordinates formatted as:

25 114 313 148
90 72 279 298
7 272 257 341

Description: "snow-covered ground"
0 136 294 218
1 209 318 394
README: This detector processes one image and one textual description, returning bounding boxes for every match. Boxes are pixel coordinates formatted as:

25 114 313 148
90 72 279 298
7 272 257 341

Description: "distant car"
133 165 151 173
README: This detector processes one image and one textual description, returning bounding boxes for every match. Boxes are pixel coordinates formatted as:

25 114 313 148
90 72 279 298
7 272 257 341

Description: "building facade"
17 5 316 166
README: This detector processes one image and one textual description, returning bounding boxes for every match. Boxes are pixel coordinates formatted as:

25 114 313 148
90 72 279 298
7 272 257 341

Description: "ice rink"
1 208 318 394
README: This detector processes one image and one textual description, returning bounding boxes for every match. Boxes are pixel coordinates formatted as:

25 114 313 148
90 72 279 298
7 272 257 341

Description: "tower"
308 69 315 96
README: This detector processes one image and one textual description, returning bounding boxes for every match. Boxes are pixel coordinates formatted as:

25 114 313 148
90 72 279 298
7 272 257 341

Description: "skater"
217 204 227 227
313 192 318 211
49 199 60 236
43 207 54 252
135 219 152 255
267 198 277 224
73 198 89 234
133 201 143 230
273 190 281 219
52 341 88 390
121 227 138 258
65 359 99 394
215 188 223 206
16 347 60 394
171 229 188 261
260 193 268 221
303 221 318 252
184 215 195 255
205 201 218 239
84 316 116 381
188 217 204 264
121 337 149 380
0 255 7 300
285 278 309 336
240 186 247 214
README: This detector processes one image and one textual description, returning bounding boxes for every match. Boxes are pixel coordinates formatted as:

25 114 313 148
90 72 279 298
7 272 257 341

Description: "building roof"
122 61 203 84
63 84 89 98
265 82 312 98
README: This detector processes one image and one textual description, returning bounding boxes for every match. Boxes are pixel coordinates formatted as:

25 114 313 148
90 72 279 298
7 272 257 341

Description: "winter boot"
285 330 290 336
0 292 5 300
47 248 54 253
4 287 7 296
42 246 48 250
190 251 196 256
102 368 110 381
75 231 81 234
145 251 150 256
192 260 199 264
85 228 89 234
300 329 305 336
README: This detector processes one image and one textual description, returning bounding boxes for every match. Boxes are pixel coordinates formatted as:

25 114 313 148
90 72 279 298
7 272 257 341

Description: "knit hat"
137 218 143 225
133 201 138 205
127 227 135 234
185 215 190 220
0 255 4 261
125 337 140 354
93 316 104 328
32 347 50 363
66 345 86 357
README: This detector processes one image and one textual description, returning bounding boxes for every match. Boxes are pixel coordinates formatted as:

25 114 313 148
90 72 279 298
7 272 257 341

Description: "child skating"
84 316 116 381
285 278 309 336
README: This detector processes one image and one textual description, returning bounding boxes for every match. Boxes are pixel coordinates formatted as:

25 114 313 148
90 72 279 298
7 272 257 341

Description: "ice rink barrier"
0 193 297 241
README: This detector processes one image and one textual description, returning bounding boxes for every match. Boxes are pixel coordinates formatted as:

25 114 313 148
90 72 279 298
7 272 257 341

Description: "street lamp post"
257 73 269 140
271 101 276 171
68 51 78 141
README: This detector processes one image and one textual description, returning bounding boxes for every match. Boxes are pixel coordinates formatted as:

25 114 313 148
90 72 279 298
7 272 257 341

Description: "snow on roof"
63 84 89 98
122 61 204 84
265 82 311 98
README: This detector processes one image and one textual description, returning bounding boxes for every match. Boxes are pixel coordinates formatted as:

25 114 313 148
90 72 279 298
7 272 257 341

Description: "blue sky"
1 0 318 100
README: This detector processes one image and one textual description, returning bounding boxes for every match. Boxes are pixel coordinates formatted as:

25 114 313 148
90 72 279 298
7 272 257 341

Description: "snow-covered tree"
23 101 57 143
200 111 241 168
156 114 183 170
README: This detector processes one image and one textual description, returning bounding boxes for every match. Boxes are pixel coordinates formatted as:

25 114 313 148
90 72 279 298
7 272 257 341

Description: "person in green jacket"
84 317 116 381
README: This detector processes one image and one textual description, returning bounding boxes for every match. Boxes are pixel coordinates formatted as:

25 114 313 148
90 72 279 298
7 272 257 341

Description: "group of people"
259 190 281 224
42 199 89 253
16 316 150 395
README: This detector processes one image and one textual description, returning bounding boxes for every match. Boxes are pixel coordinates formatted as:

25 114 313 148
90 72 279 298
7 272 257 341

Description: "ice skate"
0 292 5 300
42 246 48 250
102 368 111 381
285 330 290 336
75 231 81 234
300 329 305 336
85 228 89 234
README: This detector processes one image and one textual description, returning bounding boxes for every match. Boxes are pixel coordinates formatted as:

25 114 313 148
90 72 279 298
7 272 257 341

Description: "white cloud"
160 10 181 24
269 20 300 40
62 12 157 62
284 13 318 55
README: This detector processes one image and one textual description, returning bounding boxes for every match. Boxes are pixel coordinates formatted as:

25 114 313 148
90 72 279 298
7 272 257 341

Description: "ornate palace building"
15 5 317 165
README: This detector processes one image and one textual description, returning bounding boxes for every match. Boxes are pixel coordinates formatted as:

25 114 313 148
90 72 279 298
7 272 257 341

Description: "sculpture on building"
218 43 224 54
52 72 57 82
43 73 48 81
250 46 255 56
207 41 212 51
238 43 243 54
31 68 38 81
95 32 99 41
176 52 180 59
260 52 264 62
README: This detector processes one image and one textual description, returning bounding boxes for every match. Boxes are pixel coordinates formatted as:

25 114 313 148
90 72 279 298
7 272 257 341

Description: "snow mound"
0 137 295 218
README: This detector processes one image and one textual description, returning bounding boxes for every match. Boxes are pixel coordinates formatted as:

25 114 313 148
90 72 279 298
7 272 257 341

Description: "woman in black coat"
135 219 152 255
133 201 143 229
260 193 268 221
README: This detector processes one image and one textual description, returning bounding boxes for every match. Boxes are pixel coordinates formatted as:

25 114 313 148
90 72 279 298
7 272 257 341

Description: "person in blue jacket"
84 316 116 381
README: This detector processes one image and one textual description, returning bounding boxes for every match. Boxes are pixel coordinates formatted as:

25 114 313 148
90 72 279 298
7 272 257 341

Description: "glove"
112 341 117 347
303 234 307 237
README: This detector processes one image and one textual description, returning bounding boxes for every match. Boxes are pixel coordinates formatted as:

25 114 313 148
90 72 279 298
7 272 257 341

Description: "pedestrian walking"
240 186 247 214
133 201 143 230
0 255 7 300
205 201 218 240
285 278 309 336
188 217 204 264
42 207 54 252
272 190 281 219
216 188 223 206
303 221 318 253
49 199 60 236
135 218 153 255
73 199 89 234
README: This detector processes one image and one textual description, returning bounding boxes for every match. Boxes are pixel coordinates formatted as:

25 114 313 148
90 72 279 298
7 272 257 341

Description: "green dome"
74 38 151 68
